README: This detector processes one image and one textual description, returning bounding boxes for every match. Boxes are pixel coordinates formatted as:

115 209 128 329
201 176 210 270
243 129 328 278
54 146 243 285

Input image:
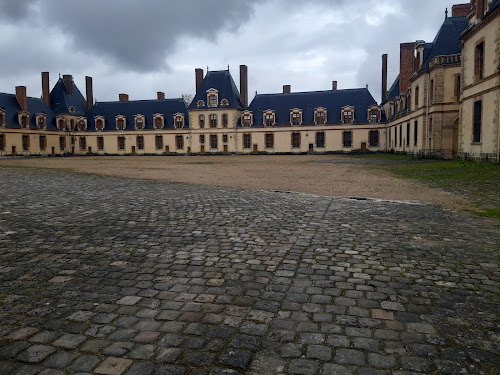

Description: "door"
165 146 169 154
131 146 136 155
11 146 16 156
51 147 55 156
253 144 258 154
88 147 92 154
201 145 205 155
361 142 367 152
309 143 314 153
223 145 228 154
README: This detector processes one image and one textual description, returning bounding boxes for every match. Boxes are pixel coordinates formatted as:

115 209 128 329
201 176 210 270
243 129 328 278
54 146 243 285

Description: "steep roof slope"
0 93 56 129
188 70 243 110
50 78 87 116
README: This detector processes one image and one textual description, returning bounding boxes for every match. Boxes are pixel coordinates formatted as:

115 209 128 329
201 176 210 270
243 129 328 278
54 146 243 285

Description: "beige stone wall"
188 108 240 130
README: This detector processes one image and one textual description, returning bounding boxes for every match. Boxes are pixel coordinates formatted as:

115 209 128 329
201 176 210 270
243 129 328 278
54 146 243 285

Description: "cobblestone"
0 167 499 374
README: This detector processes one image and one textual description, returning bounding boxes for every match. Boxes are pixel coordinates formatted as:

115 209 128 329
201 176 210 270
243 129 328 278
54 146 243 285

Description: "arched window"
78 118 87 131
95 118 105 131
314 108 326 125
154 115 164 129
116 117 126 130
264 111 275 126
135 115 145 130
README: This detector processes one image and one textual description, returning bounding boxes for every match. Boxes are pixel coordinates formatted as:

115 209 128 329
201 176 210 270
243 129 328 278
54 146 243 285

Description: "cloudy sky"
0 0 460 104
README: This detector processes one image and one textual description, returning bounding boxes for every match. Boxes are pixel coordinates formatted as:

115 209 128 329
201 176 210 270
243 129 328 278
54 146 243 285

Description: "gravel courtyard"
0 162 499 374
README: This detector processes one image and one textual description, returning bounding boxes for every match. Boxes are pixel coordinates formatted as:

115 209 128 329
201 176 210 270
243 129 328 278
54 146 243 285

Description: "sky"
0 0 463 105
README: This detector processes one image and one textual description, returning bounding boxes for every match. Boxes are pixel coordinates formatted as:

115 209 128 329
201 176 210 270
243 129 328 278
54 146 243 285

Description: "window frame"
316 132 325 148
243 133 251 149
135 115 145 130
222 113 228 128
59 136 66 151
241 111 253 127
97 136 105 151
77 117 87 131
22 134 30 151
39 135 47 151
265 133 274 149
36 114 47 129
116 116 126 130
174 113 185 129
175 135 184 150
210 134 218 149
79 136 87 151
290 109 302 126
117 136 126 151
369 130 379 147
475 41 485 81
95 117 105 131
341 106 354 124
473 100 482 143
343 131 352 148
209 114 218 128
0 134 4 151
155 135 164 150
315 108 327 125
153 114 164 130
291 132 301 148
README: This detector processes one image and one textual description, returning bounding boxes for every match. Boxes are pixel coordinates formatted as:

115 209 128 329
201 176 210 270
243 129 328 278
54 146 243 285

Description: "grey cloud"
38 0 265 72
0 0 37 21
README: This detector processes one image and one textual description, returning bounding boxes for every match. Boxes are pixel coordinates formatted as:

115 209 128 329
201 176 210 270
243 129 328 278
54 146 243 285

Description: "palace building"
0 0 499 160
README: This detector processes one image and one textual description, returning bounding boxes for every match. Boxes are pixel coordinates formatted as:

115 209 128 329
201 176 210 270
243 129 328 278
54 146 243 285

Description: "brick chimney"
382 54 388 102
283 85 291 94
240 65 248 108
157 91 165 100
452 3 471 17
195 68 204 93
399 43 415 95
16 86 28 112
332 81 338 91
63 74 73 95
42 72 50 107
119 94 129 102
85 76 93 111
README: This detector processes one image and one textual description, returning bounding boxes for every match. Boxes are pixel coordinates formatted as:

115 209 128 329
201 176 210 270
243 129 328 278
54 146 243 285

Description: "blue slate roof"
188 70 243 110
488 0 500 14
385 75 400 102
50 78 87 116
86 98 188 131
245 88 377 126
419 16 469 71
0 93 56 129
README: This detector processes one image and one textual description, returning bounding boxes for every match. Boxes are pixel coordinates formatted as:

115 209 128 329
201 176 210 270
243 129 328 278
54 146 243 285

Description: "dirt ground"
0 154 474 212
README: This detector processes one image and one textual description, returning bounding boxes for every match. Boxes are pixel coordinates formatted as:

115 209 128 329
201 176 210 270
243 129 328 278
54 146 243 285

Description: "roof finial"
228 64 230 71
255 90 258 96
207 65 209 72
445 7 448 19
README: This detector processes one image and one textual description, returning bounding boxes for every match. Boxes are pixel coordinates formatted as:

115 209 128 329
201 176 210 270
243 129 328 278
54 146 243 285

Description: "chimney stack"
85 76 93 111
119 94 129 102
195 68 204 93
332 81 338 91
382 54 388 102
283 85 291 94
452 3 471 17
16 86 28 112
63 74 73 95
240 65 248 108
157 91 165 100
399 43 415 95
42 72 50 107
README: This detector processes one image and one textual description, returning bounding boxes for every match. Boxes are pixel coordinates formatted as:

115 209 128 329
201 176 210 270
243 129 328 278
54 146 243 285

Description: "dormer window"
36 114 46 129
135 115 145 130
95 117 105 131
174 113 185 129
0 110 5 127
77 117 87 131
342 107 354 124
220 99 229 106
241 111 253 126
19 113 29 128
153 114 164 129
290 109 302 125
197 100 205 107
315 108 327 125
263 110 275 126
207 89 219 108
68 106 75 113
57 117 66 130
368 107 380 123
116 116 126 130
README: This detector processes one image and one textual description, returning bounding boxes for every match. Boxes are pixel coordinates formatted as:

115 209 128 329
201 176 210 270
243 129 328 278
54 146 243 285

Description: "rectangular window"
208 95 217 107
430 80 434 104
399 125 402 147
222 134 228 144
265 133 274 149
316 132 325 148
154 117 163 129
415 87 419 107
369 131 379 147
265 113 274 126
316 112 325 125
343 131 352 147
22 135 29 151
0 112 4 126
292 132 301 148
136 117 144 129
199 115 205 128
98 136 105 150
222 114 228 128
292 112 301 125
199 134 205 144
154 135 162 150
38 117 46 129
209 114 217 128
39 135 46 151
0 134 4 151
475 42 485 80
414 121 418 146
118 136 125 150
473 100 482 143
59 136 66 151
210 134 218 149
388 129 391 147
369 111 379 123
79 136 86 150
394 127 397 146
454 74 461 100
243 134 251 149
406 123 410 146
117 118 125 130
343 111 353 124
243 115 251 126
176 135 184 149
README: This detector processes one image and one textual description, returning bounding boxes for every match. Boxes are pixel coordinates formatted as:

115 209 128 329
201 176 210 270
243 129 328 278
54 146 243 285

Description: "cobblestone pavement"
0 167 499 375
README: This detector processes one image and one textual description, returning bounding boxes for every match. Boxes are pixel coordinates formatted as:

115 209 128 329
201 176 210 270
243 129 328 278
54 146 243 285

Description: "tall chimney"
332 81 338 91
240 65 248 108
85 76 93 111
157 91 165 100
452 3 471 17
283 85 291 94
42 72 50 107
382 54 388 102
16 86 28 112
195 68 204 93
63 74 73 95
119 94 129 102
399 43 414 95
